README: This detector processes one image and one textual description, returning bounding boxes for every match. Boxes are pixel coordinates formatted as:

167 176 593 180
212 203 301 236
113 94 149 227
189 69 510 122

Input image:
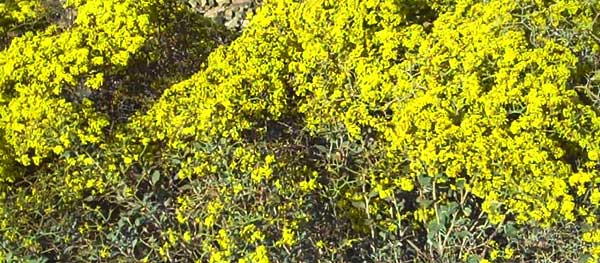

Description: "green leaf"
427 220 442 235
578 254 592 263
503 222 518 238
463 206 472 217
467 255 480 263
418 175 432 188
368 189 379 198
151 170 160 185
351 200 366 210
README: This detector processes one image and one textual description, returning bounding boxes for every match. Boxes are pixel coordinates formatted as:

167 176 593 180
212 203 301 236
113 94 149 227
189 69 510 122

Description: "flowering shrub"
0 0 233 261
0 1 42 46
2 0 600 262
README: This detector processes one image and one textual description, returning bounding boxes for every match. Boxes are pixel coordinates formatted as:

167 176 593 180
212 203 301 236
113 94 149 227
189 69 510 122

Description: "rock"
197 0 208 7
204 7 226 24
224 9 235 19
241 19 250 28
226 12 243 28
197 0 262 31
213 16 225 25
224 18 240 29
204 7 224 18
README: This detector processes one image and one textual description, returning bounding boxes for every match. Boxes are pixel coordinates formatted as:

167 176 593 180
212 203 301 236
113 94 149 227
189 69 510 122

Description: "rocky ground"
187 0 262 30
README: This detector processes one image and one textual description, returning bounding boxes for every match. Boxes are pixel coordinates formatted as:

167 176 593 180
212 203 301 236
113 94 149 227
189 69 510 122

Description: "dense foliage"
2 0 600 262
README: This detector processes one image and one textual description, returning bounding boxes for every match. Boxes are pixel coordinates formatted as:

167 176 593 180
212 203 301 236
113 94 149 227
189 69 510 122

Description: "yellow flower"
299 178 318 192
276 227 295 247
20 155 31 166
183 231 192 243
503 247 514 259
250 245 270 263
83 157 94 166
316 240 326 249
591 190 600 205
490 249 499 260
99 246 110 258
52 145 65 155
166 228 177 245
395 177 414 192
589 150 599 161
233 183 244 194
177 211 186 224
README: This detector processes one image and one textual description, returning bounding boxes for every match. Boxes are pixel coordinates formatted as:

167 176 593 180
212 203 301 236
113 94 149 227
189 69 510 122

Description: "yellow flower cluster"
126 0 600 259
0 1 40 41
3 0 600 261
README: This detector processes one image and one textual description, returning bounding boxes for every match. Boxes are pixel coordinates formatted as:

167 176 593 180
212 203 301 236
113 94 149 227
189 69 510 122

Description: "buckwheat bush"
3 0 600 262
